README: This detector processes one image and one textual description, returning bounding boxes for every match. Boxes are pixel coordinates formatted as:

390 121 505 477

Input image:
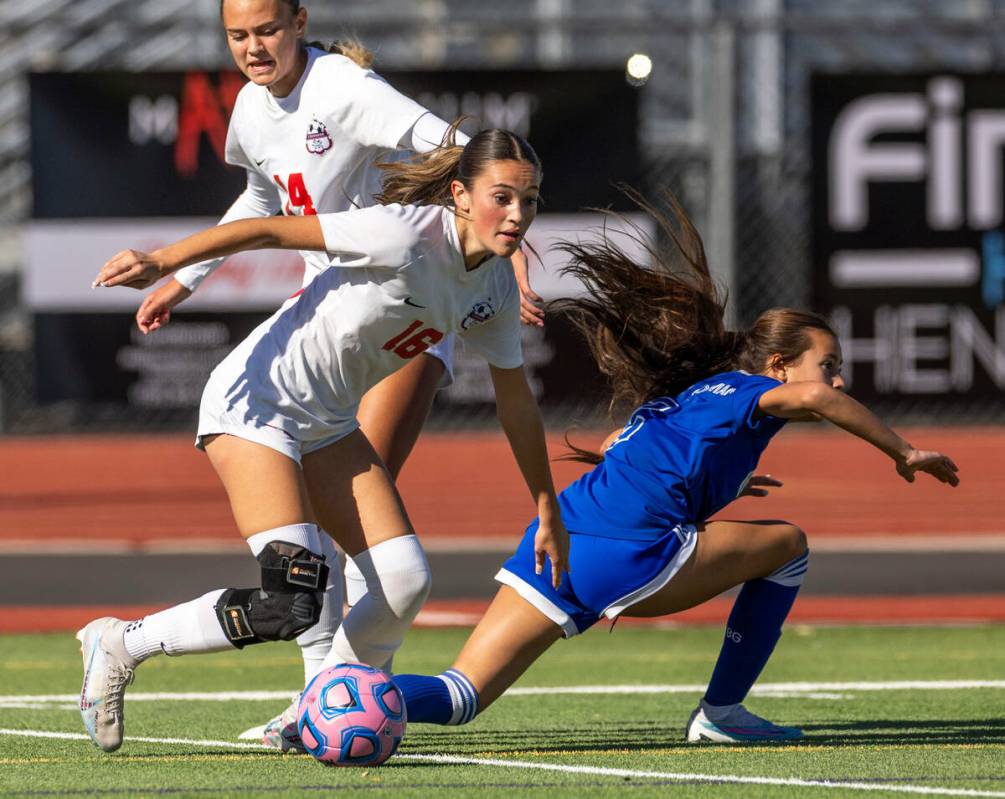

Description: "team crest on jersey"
305 118 332 155
461 299 497 330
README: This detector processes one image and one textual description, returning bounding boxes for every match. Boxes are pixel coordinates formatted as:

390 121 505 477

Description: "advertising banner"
24 214 653 312
30 69 639 218
812 73 1005 404
28 212 651 413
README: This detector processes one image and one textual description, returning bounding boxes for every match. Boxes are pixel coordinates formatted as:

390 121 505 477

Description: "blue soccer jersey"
557 371 787 541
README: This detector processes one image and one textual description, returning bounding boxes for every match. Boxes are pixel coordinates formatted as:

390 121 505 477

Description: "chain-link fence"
2 0 1004 433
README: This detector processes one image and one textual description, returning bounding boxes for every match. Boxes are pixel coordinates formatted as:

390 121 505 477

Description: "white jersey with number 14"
176 47 428 290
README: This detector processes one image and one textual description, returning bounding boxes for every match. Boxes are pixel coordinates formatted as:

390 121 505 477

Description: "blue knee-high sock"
393 669 479 725
704 551 808 707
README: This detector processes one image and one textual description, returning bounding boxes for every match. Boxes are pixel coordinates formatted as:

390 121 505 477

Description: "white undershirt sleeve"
173 169 282 292
403 112 472 153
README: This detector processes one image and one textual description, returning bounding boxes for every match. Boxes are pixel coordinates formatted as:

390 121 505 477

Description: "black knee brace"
215 541 330 648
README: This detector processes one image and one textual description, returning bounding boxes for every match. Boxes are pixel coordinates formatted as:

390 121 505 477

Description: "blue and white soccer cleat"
685 702 804 743
239 693 306 753
76 617 138 752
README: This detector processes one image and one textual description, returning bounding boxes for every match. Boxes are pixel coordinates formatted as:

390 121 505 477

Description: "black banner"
30 72 245 218
812 73 1005 403
33 312 607 421
30 69 640 218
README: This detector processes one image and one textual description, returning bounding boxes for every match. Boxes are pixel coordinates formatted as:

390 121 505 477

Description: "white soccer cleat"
685 702 803 743
239 693 306 753
76 617 138 752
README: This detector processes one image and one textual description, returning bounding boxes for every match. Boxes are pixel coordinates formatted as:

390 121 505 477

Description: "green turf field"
1 625 1003 798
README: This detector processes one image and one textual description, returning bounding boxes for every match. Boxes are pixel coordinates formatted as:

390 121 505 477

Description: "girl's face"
451 159 541 269
768 329 845 389
222 0 307 97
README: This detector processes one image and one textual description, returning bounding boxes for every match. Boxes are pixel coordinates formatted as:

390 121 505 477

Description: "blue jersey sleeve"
729 374 785 434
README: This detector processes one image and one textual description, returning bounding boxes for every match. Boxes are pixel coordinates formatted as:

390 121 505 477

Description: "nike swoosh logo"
403 297 425 308
254 158 265 167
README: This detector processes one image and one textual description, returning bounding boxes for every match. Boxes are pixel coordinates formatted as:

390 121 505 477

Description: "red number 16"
382 320 444 359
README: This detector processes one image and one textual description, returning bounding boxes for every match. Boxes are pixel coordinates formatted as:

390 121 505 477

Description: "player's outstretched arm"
758 382 960 486
93 216 325 290
134 171 282 333
489 364 569 587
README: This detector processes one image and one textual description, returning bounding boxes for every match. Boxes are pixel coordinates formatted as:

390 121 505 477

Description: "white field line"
0 728 1003 798
1 680 1004 708
0 728 267 750
395 754 1005 798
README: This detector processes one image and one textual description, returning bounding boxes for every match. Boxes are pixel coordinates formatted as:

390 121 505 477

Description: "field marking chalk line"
1 679 1003 707
0 729 1002 798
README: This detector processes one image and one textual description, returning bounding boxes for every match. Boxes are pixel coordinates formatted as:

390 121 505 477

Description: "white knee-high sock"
324 535 431 672
342 553 390 669
344 553 367 607
295 533 344 685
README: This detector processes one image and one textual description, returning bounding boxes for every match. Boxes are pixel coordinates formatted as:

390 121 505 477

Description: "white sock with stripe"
437 668 479 725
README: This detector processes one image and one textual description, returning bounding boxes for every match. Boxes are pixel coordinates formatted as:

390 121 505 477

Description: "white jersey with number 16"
199 203 522 448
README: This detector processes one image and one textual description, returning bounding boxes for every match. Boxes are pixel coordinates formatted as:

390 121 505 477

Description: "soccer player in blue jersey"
392 194 960 743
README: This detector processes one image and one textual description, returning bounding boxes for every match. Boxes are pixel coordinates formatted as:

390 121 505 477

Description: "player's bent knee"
383 559 432 619
357 535 432 620
784 524 808 559
214 541 330 647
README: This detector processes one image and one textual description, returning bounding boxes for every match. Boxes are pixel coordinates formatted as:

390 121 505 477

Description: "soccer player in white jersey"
125 0 542 745
78 128 569 754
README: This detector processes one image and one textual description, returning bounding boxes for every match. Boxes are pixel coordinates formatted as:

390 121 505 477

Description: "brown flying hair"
553 188 834 463
219 0 374 68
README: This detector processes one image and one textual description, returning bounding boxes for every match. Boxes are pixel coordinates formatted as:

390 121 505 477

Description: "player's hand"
534 517 570 589
512 248 545 327
896 449 960 486
93 249 167 291
136 279 192 334
739 474 783 498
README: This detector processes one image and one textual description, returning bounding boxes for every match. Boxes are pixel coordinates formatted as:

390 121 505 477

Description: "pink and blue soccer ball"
296 663 406 766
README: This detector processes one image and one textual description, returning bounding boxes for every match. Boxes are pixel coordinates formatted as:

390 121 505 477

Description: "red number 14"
273 172 317 216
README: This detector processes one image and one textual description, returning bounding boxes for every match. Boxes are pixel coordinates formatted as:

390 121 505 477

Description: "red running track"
6 595 1005 634
0 427 998 545
2 429 1001 629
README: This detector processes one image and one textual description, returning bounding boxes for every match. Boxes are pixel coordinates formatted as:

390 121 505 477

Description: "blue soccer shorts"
496 520 698 637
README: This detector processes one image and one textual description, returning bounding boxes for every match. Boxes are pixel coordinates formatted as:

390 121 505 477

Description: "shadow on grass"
402 717 1005 754
797 717 1005 746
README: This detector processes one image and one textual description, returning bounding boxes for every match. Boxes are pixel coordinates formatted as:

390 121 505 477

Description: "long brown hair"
553 189 833 462
376 124 541 207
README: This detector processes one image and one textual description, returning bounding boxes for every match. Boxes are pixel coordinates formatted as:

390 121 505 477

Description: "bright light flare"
626 53 653 86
